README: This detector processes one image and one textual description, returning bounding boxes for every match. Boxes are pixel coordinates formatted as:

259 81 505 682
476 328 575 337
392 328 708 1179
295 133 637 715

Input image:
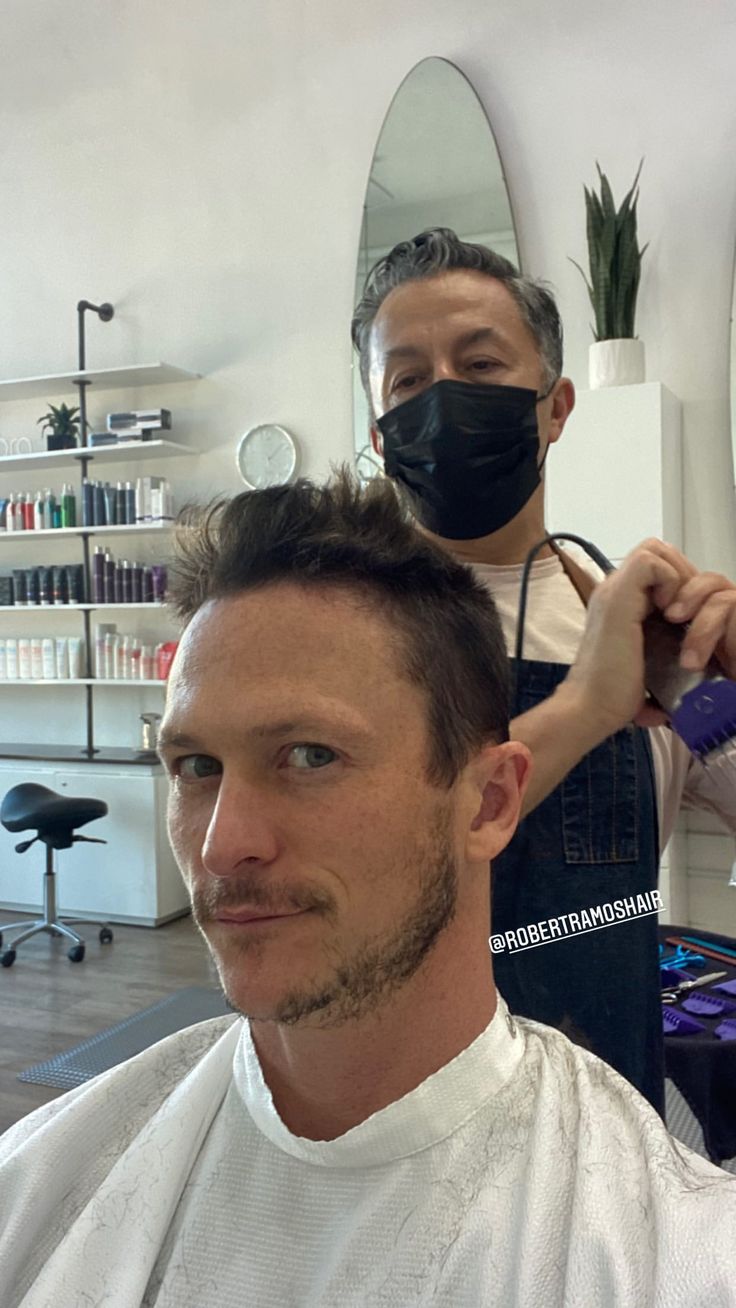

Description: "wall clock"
236 423 299 489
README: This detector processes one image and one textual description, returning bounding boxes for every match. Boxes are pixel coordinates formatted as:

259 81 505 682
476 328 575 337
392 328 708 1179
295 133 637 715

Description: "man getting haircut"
1 471 734 1307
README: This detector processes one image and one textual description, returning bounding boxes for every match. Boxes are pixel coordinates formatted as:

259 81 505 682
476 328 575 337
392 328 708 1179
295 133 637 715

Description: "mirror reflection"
353 57 519 473
731 267 736 491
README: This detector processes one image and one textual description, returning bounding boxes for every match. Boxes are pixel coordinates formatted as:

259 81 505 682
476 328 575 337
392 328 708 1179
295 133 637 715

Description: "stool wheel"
99 928 113 944
67 944 85 963
1 949 16 968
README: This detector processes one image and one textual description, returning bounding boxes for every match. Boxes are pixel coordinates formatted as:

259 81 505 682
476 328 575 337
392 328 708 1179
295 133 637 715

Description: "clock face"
237 424 298 489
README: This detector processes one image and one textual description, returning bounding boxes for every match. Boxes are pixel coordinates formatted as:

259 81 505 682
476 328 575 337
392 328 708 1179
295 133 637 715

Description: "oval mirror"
352 57 520 474
731 268 736 492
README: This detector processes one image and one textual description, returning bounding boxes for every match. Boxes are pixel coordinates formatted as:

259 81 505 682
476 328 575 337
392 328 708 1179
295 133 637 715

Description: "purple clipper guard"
681 993 736 1017
660 967 695 987
640 613 736 759
713 979 736 997
714 1018 736 1041
670 676 736 760
662 1007 706 1036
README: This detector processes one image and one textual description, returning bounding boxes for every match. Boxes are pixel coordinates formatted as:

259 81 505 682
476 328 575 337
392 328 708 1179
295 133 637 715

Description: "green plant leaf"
36 399 81 435
617 157 644 220
575 161 646 339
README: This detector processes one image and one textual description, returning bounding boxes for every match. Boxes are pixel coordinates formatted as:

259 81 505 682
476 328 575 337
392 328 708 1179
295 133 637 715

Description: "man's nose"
432 360 464 384
201 778 280 877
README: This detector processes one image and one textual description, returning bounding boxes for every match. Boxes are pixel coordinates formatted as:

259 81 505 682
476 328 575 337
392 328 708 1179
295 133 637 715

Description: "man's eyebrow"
456 326 509 350
157 718 372 752
384 326 509 362
157 730 202 752
383 343 426 362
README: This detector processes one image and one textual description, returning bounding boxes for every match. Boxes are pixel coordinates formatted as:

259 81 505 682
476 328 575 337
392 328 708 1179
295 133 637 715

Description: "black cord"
514 533 614 664
513 534 616 710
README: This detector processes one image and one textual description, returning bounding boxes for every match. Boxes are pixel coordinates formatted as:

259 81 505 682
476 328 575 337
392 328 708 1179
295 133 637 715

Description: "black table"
659 923 736 1163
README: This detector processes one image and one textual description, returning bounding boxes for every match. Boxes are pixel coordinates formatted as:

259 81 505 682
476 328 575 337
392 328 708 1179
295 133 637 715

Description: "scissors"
661 971 727 1004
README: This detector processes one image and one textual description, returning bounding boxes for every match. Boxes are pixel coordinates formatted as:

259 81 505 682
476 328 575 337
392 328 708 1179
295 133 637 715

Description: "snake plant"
571 161 648 341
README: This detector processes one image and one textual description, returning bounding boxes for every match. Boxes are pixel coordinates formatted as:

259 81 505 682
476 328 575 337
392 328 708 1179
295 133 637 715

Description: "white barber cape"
1 995 735 1308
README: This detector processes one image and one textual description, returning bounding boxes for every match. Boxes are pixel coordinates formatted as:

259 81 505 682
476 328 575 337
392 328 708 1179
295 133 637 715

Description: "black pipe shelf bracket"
76 300 115 450
74 299 115 755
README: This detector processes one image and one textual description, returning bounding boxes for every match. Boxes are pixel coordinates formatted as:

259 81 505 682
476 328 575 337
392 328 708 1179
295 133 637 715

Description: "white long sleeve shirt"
472 553 736 852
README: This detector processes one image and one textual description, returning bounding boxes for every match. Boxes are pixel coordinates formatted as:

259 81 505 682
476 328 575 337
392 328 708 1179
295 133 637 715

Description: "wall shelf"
0 438 194 473
0 743 161 765
0 523 173 540
0 603 167 612
0 362 198 404
0 678 166 687
0 336 193 758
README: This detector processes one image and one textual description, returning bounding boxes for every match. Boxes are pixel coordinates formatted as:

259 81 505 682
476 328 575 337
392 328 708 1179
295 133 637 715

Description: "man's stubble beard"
190 807 459 1030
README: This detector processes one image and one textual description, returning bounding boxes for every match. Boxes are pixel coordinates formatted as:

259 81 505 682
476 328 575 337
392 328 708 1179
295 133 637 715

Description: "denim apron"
491 658 664 1116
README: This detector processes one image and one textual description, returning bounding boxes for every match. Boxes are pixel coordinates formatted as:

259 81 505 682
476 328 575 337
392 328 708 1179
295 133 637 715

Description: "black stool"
0 782 114 968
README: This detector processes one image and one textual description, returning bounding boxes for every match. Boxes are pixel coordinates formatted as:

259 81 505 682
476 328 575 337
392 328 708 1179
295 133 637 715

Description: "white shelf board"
0 603 166 612
0 362 199 403
0 523 173 540
0 678 166 687
0 438 194 473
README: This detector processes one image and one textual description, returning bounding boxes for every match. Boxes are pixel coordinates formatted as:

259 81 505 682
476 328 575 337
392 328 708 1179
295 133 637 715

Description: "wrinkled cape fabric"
0 1015 241 1308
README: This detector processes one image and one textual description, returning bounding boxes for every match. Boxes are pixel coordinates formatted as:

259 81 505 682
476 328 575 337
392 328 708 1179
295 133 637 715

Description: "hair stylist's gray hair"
351 227 564 405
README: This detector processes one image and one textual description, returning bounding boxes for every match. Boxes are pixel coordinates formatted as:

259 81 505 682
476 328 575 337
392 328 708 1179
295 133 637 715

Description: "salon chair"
0 782 113 968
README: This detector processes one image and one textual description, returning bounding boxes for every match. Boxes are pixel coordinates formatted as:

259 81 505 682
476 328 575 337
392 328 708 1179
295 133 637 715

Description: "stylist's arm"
511 538 736 817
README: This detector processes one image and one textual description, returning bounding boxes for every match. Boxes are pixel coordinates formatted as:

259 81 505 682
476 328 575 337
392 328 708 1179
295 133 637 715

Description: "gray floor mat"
18 986 233 1089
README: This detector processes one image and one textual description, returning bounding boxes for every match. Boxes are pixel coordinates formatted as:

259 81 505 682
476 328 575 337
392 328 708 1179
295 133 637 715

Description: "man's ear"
370 424 384 458
545 376 575 448
464 741 532 864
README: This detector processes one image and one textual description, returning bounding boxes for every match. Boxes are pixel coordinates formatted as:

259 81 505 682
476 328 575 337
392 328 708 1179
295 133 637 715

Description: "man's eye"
176 755 222 780
393 373 420 392
468 359 500 373
286 744 337 770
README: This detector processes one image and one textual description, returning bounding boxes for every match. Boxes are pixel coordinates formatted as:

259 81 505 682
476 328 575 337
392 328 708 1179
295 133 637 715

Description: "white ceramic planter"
588 338 645 389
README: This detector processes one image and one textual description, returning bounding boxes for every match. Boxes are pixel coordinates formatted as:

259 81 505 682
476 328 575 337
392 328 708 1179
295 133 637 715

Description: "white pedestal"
0 761 190 926
545 382 683 562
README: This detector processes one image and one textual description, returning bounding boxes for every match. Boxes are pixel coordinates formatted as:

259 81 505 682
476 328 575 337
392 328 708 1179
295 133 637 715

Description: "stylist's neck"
422 488 552 567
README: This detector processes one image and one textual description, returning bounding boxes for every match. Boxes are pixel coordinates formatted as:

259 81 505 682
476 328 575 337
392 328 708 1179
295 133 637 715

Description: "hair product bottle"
55 637 69 680
42 637 56 680
6 638 19 679
30 636 44 679
67 636 84 679
18 638 32 679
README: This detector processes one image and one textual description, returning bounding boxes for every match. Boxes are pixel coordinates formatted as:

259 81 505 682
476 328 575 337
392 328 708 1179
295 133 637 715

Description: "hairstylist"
351 227 736 1114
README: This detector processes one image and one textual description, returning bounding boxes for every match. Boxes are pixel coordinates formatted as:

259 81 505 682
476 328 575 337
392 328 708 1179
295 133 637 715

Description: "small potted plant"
36 402 84 451
571 161 648 388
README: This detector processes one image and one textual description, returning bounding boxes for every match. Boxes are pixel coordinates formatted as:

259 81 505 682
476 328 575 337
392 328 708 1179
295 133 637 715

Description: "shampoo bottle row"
91 550 167 604
0 477 175 530
94 624 178 681
81 477 174 527
0 636 85 680
1 486 77 531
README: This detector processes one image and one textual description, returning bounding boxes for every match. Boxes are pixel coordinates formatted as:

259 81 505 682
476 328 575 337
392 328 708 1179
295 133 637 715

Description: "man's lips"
215 908 309 924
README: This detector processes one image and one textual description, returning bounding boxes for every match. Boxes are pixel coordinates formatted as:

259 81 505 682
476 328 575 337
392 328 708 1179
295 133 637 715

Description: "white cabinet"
0 760 189 926
545 382 683 563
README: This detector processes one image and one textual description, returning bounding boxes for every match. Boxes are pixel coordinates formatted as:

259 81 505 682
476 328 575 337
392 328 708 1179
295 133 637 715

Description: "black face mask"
376 379 550 540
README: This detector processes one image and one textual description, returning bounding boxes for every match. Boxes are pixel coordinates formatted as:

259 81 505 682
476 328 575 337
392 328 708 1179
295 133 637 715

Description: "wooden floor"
0 908 218 1135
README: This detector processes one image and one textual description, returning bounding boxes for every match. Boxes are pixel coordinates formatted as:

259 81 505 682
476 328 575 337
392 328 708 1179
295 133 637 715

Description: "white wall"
1 0 735 531
1 0 736 757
